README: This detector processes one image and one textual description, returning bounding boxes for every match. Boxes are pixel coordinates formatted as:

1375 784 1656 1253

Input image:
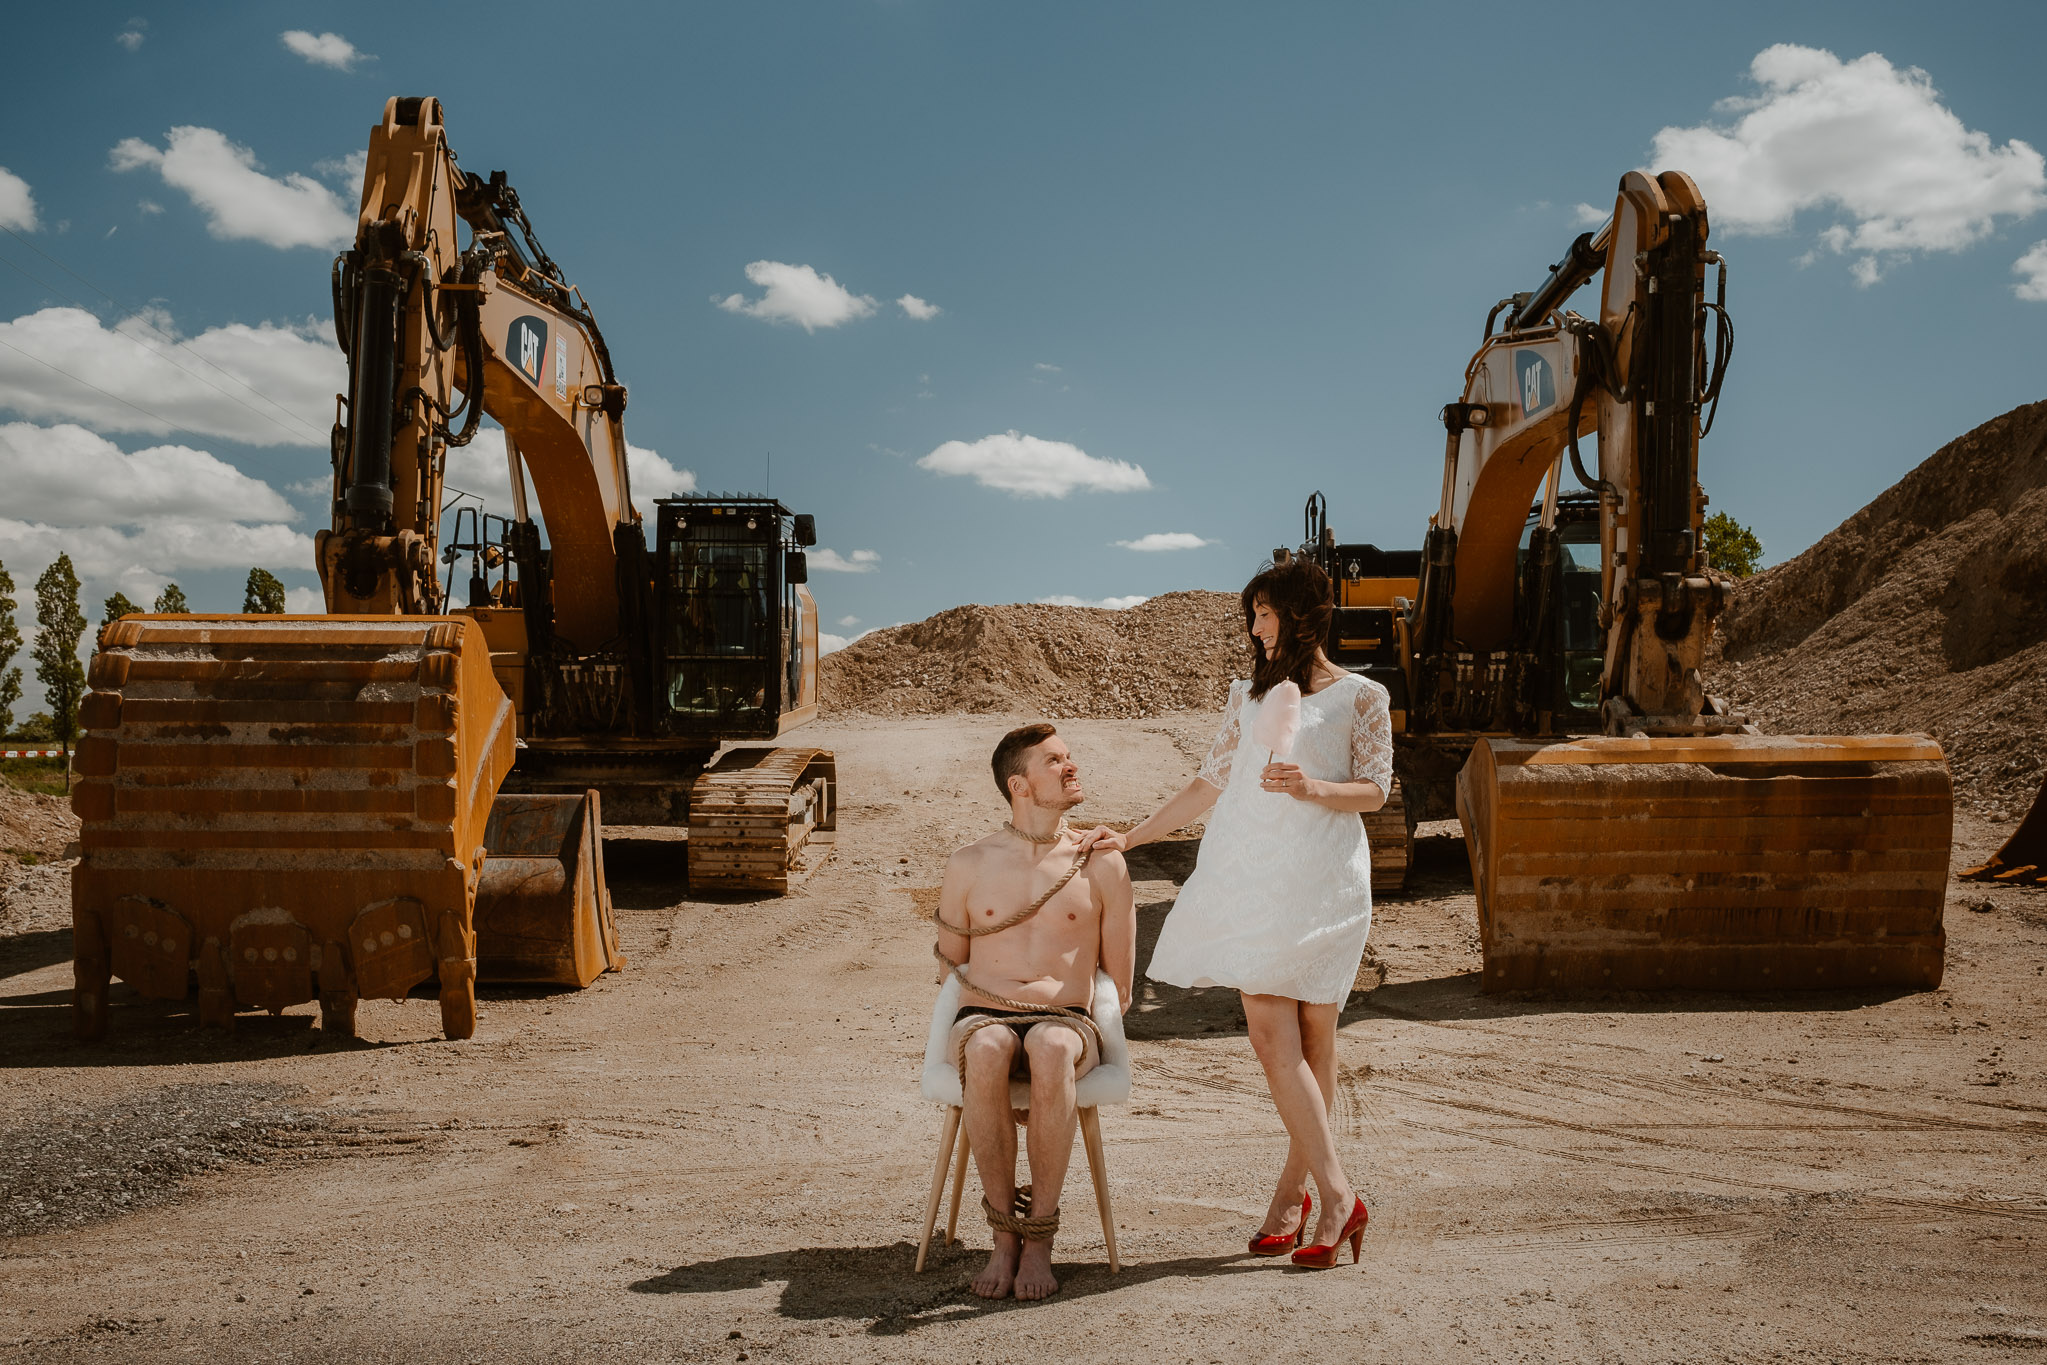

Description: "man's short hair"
991 723 1058 799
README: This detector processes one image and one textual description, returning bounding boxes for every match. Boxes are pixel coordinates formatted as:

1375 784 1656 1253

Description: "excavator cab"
654 496 817 739
1515 492 1604 727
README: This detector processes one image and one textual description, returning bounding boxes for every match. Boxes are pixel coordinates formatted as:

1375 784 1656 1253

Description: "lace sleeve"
1350 679 1394 795
1197 682 1246 788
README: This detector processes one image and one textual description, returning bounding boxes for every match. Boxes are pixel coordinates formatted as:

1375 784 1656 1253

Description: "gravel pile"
821 589 1249 719
0 781 75 861
0 1083 323 1238
0 858 71 938
1708 399 2047 815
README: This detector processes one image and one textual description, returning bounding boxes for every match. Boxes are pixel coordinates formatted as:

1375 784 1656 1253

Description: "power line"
0 225 330 445
0 334 239 450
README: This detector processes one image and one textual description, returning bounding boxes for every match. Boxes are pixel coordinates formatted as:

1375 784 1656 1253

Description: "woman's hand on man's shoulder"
1075 825 1130 855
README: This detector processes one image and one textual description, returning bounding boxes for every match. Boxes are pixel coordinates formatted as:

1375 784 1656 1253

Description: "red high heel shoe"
1248 1193 1312 1256
1290 1195 1367 1268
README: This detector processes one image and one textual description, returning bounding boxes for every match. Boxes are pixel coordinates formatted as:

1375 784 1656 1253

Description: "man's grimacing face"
1009 736 1085 810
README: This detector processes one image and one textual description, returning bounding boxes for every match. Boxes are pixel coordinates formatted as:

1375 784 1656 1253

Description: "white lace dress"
1145 672 1395 1004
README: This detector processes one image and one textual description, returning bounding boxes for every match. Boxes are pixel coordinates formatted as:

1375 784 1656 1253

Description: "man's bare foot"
972 1233 1019 1298
1014 1237 1059 1301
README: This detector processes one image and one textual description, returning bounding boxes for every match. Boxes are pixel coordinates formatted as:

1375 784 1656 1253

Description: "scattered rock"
0 1084 321 1238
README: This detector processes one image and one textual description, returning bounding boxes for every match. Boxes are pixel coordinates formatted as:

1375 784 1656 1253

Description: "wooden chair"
914 967 1129 1272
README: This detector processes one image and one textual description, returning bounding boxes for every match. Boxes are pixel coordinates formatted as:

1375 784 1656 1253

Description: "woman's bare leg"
1243 992 1355 1246
1261 998 1343 1230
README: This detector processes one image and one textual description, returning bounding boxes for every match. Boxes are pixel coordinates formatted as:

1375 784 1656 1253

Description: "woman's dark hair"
1241 557 1333 699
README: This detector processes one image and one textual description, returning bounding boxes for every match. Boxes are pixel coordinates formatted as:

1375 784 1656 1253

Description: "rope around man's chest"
932 822 1105 1079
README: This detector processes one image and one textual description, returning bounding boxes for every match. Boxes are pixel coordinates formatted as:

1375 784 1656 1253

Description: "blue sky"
2 2 2043 713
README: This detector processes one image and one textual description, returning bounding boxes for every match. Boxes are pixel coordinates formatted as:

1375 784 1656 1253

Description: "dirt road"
2 714 2044 1363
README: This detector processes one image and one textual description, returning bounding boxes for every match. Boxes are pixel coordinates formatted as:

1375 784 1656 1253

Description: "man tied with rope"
934 723 1136 1301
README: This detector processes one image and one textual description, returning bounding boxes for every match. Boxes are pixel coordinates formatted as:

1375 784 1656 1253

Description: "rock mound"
1710 399 2047 813
0 781 75 862
821 590 1246 718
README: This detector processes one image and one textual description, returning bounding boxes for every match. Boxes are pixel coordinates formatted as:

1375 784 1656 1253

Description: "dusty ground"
1 713 2043 1364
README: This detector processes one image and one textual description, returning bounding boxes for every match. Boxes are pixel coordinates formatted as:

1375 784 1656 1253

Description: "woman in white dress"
1080 557 1392 1268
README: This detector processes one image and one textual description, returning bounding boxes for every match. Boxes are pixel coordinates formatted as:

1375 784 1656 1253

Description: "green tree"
243 568 286 614
0 557 21 735
32 555 88 755
100 591 141 646
17 712 54 743
1703 511 1763 578
153 582 189 614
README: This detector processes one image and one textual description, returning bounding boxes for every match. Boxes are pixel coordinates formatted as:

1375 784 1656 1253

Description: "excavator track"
1363 779 1411 895
686 747 837 894
1457 734 1952 993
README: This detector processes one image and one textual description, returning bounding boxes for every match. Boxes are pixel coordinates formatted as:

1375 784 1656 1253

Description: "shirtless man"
934 723 1135 1301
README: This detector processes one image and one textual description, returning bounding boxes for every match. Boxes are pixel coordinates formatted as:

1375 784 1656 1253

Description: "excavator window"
653 498 792 737
1518 500 1604 723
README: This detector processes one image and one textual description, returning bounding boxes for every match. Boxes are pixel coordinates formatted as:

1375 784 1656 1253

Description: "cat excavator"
70 96 835 1042
1298 170 1954 992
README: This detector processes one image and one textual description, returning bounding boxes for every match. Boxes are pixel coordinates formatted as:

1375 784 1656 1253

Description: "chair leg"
1078 1106 1118 1273
915 1106 962 1274
945 1126 972 1246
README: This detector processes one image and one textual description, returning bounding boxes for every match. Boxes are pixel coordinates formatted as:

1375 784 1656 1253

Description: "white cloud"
0 422 296 524
137 199 163 216
0 518 311 609
837 614 860 628
809 548 879 573
313 149 368 187
918 431 1150 499
1038 595 1149 610
819 632 853 655
283 586 324 613
281 31 365 71
1649 45 2047 284
116 20 145 51
0 422 311 604
897 293 941 320
442 424 694 521
1115 532 1210 552
2015 241 2047 302
714 261 876 331
0 306 340 446
111 126 356 251
1034 362 1062 373
0 168 38 232
1571 201 1607 227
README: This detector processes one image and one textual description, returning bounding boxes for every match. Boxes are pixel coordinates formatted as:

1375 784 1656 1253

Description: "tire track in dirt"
1389 1109 2047 1225
1385 1037 2047 1137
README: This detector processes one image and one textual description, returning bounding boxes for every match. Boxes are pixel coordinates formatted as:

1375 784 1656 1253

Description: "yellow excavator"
71 97 835 1041
1297 170 1954 992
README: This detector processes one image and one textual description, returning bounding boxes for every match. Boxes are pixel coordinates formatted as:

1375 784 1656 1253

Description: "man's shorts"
950 1006 1100 1080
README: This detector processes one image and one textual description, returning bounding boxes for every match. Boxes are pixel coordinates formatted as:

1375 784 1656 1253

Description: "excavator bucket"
1960 775 2047 886
1457 735 1952 993
69 615 616 1042
474 792 625 984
